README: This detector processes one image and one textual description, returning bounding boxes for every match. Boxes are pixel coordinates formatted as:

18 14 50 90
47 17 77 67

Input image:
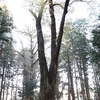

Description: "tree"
29 0 70 100
70 19 91 100
28 0 89 100
60 19 91 100
0 5 13 42
91 15 100 100
0 4 14 99
15 27 38 100
60 21 75 100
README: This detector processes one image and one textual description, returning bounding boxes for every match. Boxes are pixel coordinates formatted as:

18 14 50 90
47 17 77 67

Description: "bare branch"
32 59 38 66
69 0 76 5
69 0 91 5
29 9 37 19
53 3 64 9
14 50 24 58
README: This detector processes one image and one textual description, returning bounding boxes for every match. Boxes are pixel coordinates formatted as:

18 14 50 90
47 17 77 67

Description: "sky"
3 0 100 50
5 0 33 29
5 0 91 28
1 0 99 30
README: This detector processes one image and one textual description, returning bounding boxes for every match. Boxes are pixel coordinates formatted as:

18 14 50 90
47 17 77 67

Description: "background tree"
0 5 13 42
91 15 100 100
15 27 39 100
0 4 14 100
59 19 92 100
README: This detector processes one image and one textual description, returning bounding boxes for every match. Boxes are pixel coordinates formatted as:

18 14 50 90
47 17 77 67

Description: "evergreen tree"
0 5 13 42
91 15 100 100
0 4 14 99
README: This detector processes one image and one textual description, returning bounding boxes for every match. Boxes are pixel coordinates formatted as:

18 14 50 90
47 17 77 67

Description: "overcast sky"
4 0 100 50
5 0 95 28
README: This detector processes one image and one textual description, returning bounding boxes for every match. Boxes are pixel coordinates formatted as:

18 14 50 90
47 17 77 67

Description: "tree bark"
92 65 100 100
32 0 70 100
74 60 79 100
0 60 6 100
76 59 86 100
68 61 71 100
36 12 49 100
48 1 70 100
82 62 90 100
67 55 75 100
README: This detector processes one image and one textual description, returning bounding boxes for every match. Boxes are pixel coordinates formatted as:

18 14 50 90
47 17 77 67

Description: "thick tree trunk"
56 72 60 100
48 1 70 100
36 15 49 100
49 62 58 100
34 0 70 100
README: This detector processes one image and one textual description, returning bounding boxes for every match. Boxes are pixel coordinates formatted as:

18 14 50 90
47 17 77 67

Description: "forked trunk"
35 0 70 100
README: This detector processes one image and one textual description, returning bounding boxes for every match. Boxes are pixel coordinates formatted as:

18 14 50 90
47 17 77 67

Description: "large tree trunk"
36 14 49 100
33 0 70 100
48 1 70 100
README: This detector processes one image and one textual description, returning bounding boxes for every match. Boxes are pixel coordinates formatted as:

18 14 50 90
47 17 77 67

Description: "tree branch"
29 9 37 19
49 0 56 62
53 3 64 9
56 0 70 59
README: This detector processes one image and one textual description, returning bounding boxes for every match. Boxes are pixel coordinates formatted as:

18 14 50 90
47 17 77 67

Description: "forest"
0 0 100 100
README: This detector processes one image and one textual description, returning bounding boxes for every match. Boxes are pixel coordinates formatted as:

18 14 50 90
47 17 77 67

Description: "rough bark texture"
48 0 70 100
33 0 70 100
36 15 49 100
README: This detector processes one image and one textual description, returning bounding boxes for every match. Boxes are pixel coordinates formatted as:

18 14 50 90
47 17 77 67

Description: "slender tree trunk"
6 85 9 100
74 60 79 100
67 55 75 100
15 69 18 100
68 65 71 100
10 67 14 100
76 60 86 100
0 60 6 100
92 65 100 100
82 62 90 100
2 79 5 100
